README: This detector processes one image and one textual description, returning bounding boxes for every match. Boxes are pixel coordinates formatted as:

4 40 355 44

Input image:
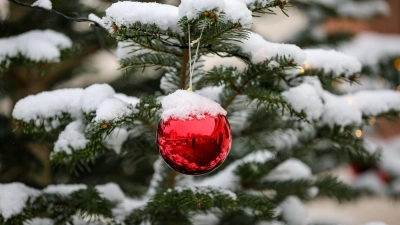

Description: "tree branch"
8 0 104 28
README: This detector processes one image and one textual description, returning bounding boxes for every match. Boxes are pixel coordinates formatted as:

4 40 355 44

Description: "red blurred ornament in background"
157 114 232 175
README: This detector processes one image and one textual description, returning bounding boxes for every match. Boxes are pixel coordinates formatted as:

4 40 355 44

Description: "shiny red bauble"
157 114 232 175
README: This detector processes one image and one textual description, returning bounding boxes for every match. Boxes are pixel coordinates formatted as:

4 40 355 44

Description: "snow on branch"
179 0 252 28
43 184 87 196
304 78 400 128
303 49 362 79
31 0 52 9
81 84 116 114
12 88 84 125
265 159 312 181
197 150 274 189
265 123 315 151
233 32 305 66
0 29 71 64
13 84 138 127
179 0 225 21
103 1 181 34
13 84 140 154
279 196 307 225
320 91 362 128
53 120 88 154
197 150 313 191
88 13 105 28
0 182 145 223
0 183 40 219
351 90 400 116
24 218 53 225
282 83 323 120
340 32 400 69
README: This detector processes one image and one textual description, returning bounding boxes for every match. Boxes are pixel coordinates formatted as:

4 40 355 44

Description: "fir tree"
1 0 400 225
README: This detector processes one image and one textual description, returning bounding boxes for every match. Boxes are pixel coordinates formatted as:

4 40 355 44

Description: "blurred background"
0 0 399 224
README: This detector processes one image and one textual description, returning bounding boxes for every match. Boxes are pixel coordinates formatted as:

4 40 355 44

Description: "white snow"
32 0 52 9
282 83 323 120
80 84 115 114
13 84 143 153
94 98 131 121
43 184 87 195
265 124 315 151
340 32 400 69
179 0 225 20
234 32 305 66
0 30 71 63
352 171 386 195
147 158 194 196
303 49 361 78
103 128 129 154
54 120 88 154
363 139 380 154
96 183 125 202
161 89 227 121
320 92 362 128
24 218 53 225
378 137 400 177
266 159 312 181
116 42 135 59
0 183 40 219
222 0 252 28
112 198 148 221
351 90 400 116
88 13 104 28
172 186 237 200
279 196 307 225
179 0 252 27
191 213 219 225
197 150 273 189
308 187 319 198
115 93 140 106
103 1 181 34
304 77 400 127
147 158 167 196
12 88 84 122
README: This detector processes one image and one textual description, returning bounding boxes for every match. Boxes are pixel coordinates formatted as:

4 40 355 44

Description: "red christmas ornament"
157 114 232 175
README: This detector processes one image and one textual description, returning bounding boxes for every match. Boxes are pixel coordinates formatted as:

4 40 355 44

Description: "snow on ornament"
157 90 232 175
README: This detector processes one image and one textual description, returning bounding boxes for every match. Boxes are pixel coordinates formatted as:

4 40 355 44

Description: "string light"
346 97 354 105
299 67 305 73
368 116 376 125
397 85 400 92
395 59 400 72
355 129 362 138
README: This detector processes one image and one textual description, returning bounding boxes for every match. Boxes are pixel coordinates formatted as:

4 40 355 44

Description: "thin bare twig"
8 0 104 28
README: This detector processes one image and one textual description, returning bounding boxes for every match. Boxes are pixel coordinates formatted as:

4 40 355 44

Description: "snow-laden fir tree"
1 0 400 224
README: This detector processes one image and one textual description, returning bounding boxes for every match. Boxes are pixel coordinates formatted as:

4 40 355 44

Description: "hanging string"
188 24 193 91
187 23 206 92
